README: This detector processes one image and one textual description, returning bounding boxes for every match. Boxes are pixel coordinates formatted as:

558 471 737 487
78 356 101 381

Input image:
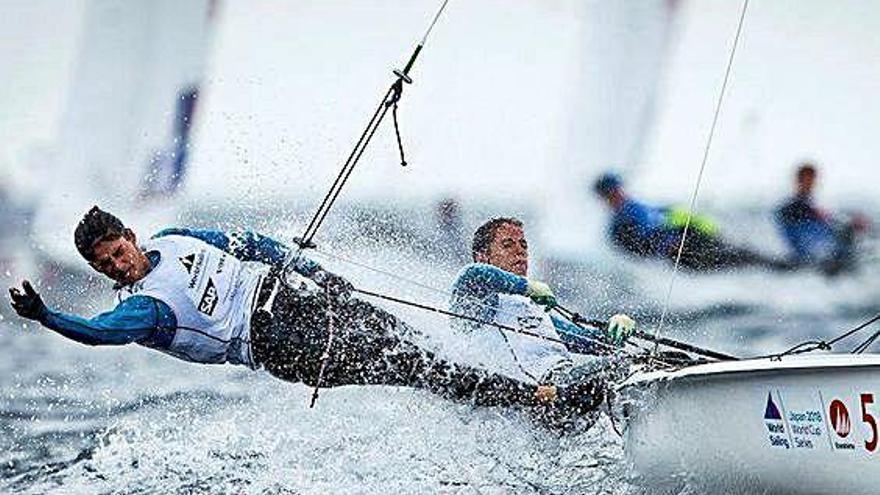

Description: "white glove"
606 313 635 345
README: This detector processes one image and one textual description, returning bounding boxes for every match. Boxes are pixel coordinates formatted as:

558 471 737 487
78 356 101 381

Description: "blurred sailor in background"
775 162 870 275
593 172 790 272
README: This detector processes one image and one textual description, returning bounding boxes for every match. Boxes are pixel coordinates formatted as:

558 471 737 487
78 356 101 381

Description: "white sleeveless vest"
117 235 266 367
470 293 571 382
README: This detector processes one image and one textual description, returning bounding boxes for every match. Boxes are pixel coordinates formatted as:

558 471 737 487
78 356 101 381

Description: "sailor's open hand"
535 385 557 404
536 380 606 415
8 280 46 321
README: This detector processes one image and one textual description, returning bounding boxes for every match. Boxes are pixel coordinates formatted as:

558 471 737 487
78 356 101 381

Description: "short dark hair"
796 162 817 180
74 206 126 260
472 217 523 260
593 172 623 197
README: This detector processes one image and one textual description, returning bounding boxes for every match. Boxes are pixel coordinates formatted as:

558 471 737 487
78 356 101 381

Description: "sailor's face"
483 223 529 276
89 234 149 285
797 172 816 195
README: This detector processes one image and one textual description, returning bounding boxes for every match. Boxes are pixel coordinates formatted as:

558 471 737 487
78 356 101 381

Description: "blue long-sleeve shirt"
450 263 605 354
609 199 678 257
38 228 321 347
775 195 838 262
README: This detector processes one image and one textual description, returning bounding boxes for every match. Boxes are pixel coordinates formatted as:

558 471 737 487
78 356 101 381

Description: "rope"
309 247 581 341
307 248 691 371
352 287 695 372
309 285 338 408
652 0 750 356
294 0 451 252
554 304 736 362
754 312 880 359
308 245 669 342
853 332 880 354
305 247 704 369
828 312 880 347
354 287 623 356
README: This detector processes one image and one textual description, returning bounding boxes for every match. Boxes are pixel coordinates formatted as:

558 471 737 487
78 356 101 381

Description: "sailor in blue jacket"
8 206 599 413
593 173 790 272
775 163 868 275
450 217 634 399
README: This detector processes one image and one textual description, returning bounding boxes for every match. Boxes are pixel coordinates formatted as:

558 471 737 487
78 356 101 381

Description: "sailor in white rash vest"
8 206 602 413
450 217 635 394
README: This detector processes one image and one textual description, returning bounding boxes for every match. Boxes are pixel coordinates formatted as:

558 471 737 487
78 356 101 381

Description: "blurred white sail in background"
30 0 216 270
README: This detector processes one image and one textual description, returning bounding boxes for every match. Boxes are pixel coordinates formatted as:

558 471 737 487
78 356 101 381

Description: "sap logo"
198 278 219 316
830 399 851 438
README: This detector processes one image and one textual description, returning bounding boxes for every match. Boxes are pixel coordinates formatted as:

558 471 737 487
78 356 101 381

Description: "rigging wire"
310 245 644 335
652 0 750 357
303 244 668 375
353 287 619 355
292 0 452 255
759 312 880 358
307 245 710 367
309 247 587 340
853 326 880 354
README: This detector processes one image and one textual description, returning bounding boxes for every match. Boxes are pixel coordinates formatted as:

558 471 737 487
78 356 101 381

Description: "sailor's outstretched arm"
41 297 175 346
452 263 527 300
9 281 174 346
451 262 560 314
550 315 605 354
153 227 323 276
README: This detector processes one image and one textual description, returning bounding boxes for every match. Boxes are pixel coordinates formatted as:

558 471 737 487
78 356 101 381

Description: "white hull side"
619 355 880 494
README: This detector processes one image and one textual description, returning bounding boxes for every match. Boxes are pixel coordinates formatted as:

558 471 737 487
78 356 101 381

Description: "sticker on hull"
761 389 880 453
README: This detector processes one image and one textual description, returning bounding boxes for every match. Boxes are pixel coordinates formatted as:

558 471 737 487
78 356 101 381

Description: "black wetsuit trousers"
674 231 787 271
250 281 538 408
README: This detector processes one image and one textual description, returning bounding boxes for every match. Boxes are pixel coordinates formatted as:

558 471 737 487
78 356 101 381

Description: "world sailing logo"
764 392 790 449
829 399 851 438
764 392 783 420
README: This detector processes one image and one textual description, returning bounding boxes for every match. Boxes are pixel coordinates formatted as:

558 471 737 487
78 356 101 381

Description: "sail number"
862 393 878 452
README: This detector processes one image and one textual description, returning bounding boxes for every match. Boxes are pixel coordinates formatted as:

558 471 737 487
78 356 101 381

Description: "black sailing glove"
8 280 46 321
312 270 354 300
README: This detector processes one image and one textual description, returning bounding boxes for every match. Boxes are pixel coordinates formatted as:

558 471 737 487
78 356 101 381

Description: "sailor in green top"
593 172 793 272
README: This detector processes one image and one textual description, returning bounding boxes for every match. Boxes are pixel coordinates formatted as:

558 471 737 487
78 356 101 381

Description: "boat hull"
618 355 880 494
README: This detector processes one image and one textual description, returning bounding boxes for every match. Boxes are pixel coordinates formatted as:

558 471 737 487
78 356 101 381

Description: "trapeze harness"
472 294 572 382
116 235 266 367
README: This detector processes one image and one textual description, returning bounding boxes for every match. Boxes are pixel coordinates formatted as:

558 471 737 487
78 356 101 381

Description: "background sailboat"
26 0 216 309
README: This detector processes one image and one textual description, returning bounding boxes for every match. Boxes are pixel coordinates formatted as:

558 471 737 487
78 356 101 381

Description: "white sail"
637 0 880 208
30 0 215 269
186 1 670 209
